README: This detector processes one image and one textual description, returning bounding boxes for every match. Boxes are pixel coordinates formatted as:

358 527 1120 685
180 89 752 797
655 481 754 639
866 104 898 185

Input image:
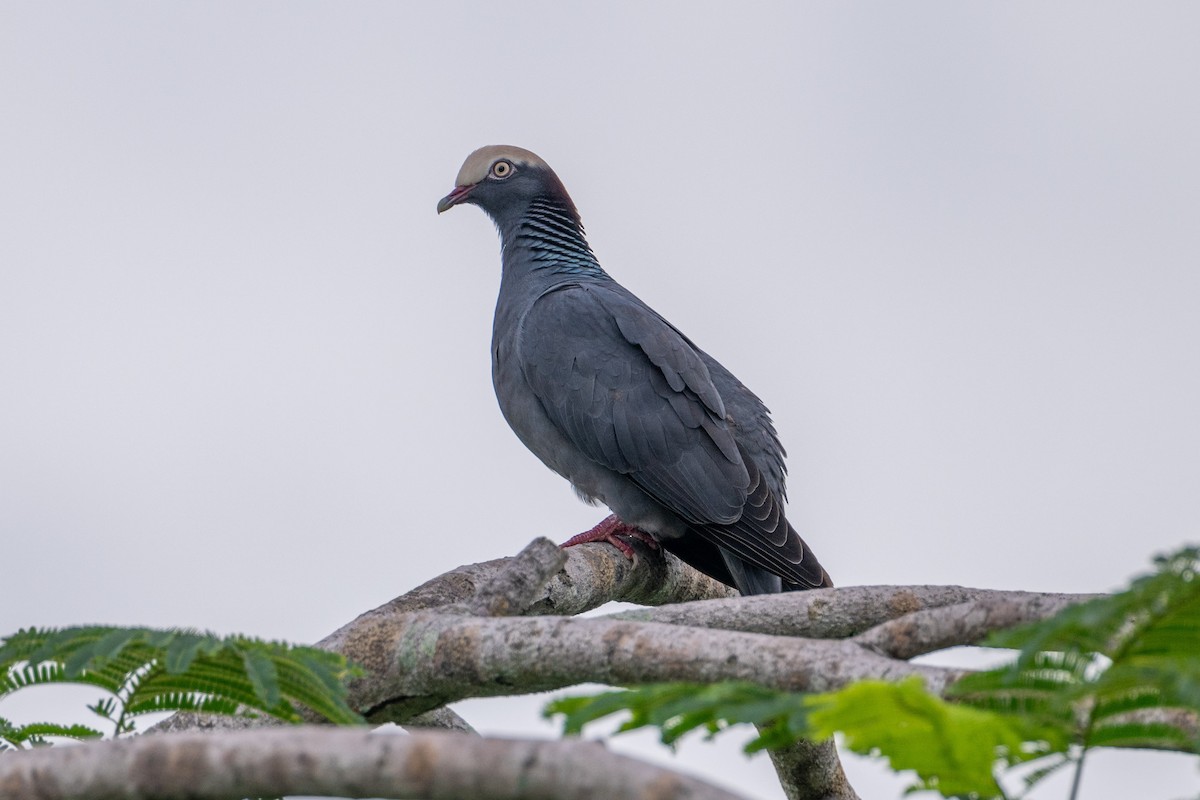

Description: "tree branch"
0 727 748 800
149 539 728 737
462 537 567 617
314 538 733 658
767 737 860 800
360 614 964 721
402 706 477 734
853 592 1094 660
527 537 739 615
610 586 1097 639
142 538 1099 800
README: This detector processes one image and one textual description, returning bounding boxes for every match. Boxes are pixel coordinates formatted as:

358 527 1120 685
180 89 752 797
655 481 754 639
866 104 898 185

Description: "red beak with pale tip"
437 184 475 214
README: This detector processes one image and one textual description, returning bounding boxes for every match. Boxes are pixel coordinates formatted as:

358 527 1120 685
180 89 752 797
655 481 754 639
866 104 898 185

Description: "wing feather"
521 284 746 525
518 282 825 588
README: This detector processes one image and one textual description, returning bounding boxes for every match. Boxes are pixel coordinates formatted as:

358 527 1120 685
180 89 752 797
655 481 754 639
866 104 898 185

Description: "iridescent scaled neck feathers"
507 197 605 277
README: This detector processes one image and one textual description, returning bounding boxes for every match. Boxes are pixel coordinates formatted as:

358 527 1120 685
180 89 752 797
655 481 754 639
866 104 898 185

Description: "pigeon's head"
437 145 579 227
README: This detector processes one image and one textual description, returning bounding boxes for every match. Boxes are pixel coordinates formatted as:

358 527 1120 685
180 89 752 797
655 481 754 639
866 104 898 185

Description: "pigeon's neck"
500 197 608 280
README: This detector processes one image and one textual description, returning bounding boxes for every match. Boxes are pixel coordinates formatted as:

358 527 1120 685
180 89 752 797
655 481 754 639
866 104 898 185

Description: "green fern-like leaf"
1016 754 1074 794
0 715 103 750
1086 720 1194 750
7 722 103 747
122 690 244 719
546 682 809 753
988 548 1198 661
954 546 1200 755
162 632 214 674
808 678 1067 798
239 647 281 709
544 546 1200 799
548 688 640 735
0 626 366 742
270 653 363 725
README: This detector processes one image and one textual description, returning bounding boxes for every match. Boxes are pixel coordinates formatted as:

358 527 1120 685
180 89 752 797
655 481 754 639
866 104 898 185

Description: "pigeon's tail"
783 520 834 591
789 570 835 590
784 564 834 591
720 554 784 595
676 449 832 595
721 525 833 595
663 519 832 596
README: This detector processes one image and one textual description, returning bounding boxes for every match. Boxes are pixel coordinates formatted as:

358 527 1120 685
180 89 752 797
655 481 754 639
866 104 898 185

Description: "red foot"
560 514 660 560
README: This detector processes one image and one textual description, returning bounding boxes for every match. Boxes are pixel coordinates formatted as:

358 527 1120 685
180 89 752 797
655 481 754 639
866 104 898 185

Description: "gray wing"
520 283 750 525
519 283 818 586
702 354 788 503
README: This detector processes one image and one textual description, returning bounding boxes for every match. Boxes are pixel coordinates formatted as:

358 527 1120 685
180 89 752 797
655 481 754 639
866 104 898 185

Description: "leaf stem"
1067 747 1087 800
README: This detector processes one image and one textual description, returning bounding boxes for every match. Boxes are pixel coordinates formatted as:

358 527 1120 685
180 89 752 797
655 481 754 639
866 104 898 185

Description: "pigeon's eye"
490 160 514 179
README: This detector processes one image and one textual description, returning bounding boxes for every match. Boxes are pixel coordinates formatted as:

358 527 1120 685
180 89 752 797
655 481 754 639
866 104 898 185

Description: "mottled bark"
125 537 1095 800
0 727 746 800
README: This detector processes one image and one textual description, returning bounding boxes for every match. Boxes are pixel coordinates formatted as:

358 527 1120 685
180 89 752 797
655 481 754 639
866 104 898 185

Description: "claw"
560 514 660 560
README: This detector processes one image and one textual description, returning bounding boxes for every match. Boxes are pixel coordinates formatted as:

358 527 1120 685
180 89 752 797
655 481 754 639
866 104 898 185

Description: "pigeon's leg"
560 514 660 560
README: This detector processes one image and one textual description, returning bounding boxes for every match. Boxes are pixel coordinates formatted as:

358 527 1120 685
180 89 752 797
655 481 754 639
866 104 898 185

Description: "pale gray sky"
1 3 1198 798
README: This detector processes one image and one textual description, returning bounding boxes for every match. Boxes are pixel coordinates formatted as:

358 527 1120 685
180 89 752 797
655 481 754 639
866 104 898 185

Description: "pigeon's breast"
492 316 609 499
491 309 688 540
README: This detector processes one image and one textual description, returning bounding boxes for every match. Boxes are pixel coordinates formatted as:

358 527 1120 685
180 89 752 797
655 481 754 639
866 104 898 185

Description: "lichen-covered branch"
359 613 964 720
151 537 729 736
0 727 747 800
461 537 568 617
142 536 1099 800
852 592 1095 660
315 536 733 657
610 586 1096 640
767 737 861 800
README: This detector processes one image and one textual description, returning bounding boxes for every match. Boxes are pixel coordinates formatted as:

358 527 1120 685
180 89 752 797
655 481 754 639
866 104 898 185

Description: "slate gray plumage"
438 146 831 594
